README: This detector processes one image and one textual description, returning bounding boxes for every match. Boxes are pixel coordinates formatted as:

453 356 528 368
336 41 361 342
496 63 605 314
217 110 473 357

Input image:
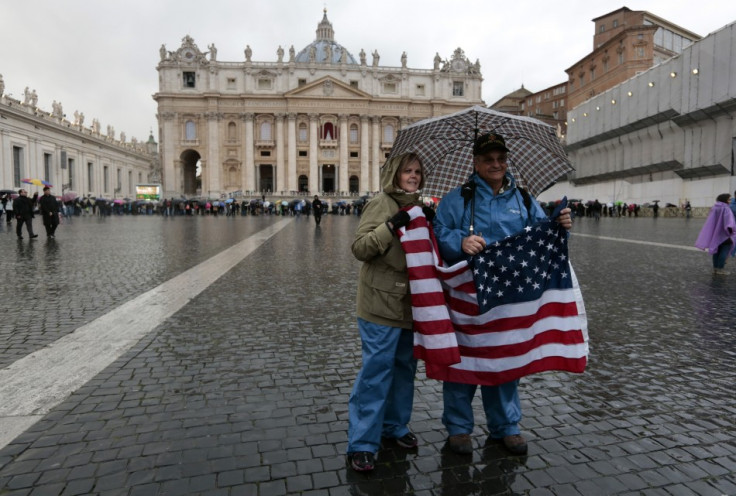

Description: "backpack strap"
518 187 532 213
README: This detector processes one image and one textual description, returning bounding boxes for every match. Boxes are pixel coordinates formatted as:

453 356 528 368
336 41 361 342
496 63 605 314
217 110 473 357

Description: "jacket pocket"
364 268 408 321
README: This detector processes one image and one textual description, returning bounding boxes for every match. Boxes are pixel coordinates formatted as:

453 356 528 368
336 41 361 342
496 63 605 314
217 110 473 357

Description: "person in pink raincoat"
695 193 736 275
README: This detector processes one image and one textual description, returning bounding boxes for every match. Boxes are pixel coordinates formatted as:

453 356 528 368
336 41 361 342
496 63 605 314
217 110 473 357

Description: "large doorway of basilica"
180 149 201 196
321 165 335 193
258 164 274 192
349 175 359 194
298 175 308 193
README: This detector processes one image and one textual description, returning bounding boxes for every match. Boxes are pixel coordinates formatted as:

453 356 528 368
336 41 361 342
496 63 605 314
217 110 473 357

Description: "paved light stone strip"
574 232 700 251
0 218 292 450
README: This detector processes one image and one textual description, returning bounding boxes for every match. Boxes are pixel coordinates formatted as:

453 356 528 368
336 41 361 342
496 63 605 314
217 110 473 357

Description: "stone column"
275 113 285 194
371 116 381 192
206 112 221 194
360 115 370 195
339 114 349 194
160 112 177 195
309 113 319 194
244 113 255 193
287 113 297 193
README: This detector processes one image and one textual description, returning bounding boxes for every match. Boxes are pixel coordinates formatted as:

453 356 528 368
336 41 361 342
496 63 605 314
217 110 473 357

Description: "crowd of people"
540 199 701 220
1 186 59 238
1 187 369 239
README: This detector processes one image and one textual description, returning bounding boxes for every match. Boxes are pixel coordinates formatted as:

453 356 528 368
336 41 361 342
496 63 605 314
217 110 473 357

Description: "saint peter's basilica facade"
154 11 483 198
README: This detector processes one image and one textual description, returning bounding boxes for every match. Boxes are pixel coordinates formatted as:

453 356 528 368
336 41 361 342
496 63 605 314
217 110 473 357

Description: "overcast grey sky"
2 0 734 143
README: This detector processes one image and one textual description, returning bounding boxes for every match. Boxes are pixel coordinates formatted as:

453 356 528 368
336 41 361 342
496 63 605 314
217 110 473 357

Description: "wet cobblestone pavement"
1 213 736 495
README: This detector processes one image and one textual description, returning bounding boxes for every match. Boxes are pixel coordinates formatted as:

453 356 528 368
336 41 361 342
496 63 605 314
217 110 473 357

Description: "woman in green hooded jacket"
346 152 430 472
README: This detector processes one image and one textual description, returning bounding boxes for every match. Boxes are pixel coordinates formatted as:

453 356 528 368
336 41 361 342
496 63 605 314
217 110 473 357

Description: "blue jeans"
713 241 732 269
347 318 417 454
442 380 521 439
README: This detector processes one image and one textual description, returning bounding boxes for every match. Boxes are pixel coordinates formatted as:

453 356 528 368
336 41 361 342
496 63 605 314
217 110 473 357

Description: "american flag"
399 206 588 386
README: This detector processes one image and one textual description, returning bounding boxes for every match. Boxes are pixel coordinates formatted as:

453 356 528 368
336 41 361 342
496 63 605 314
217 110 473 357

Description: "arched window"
298 123 308 142
228 122 237 140
260 121 272 140
383 124 394 142
349 124 359 144
185 120 196 140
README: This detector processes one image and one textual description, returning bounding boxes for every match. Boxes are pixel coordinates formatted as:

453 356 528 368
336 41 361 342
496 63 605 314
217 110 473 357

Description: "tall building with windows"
154 10 483 198
0 82 157 199
542 20 736 209
490 83 568 139
566 7 701 109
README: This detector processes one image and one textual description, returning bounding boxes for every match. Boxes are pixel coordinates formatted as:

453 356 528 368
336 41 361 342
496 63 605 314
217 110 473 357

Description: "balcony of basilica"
255 139 275 148
319 139 338 148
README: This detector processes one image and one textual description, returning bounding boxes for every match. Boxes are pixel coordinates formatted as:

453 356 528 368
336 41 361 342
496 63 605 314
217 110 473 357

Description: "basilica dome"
294 10 359 65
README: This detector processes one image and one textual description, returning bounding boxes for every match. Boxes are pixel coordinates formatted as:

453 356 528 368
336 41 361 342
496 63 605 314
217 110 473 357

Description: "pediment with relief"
285 77 371 99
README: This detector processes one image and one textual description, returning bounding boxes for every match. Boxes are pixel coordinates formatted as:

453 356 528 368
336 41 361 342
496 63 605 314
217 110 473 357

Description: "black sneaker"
395 432 418 449
347 452 375 472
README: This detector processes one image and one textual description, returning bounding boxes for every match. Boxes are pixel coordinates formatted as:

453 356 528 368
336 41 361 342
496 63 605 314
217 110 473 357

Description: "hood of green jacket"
380 153 425 208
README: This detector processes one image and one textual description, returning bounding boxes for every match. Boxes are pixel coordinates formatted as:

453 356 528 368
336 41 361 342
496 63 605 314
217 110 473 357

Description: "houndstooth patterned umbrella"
387 105 573 197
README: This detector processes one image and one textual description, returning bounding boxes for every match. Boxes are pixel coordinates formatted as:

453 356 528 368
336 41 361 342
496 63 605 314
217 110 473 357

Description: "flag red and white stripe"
399 206 588 386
